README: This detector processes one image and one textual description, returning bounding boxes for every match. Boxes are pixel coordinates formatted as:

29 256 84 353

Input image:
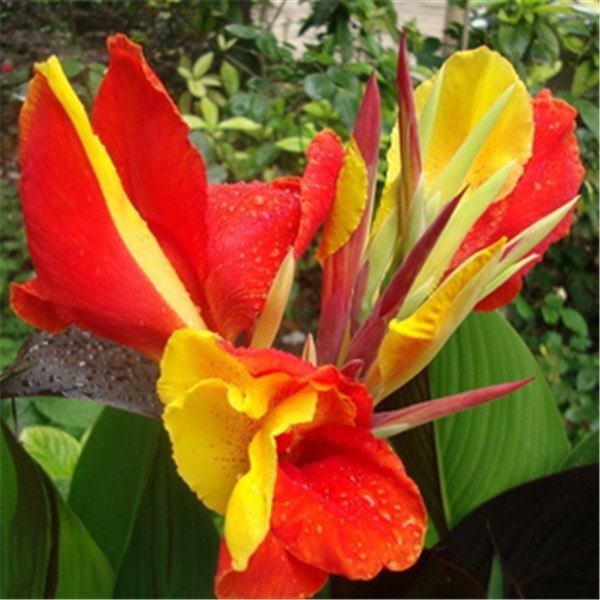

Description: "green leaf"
572 60 599 96
536 22 560 60
2 420 114 598
224 23 257 39
497 23 531 61
1 420 51 598
576 367 598 392
560 432 599 470
60 58 85 78
113 432 219 598
68 409 161 572
429 312 570 527
275 136 310 153
304 73 336 100
217 116 262 132
561 307 589 337
220 61 239 97
572 98 599 139
33 396 102 430
21 426 80 495
188 79 207 98
192 52 214 79
201 97 219 129
177 65 192 80
184 115 207 130
53 489 115 599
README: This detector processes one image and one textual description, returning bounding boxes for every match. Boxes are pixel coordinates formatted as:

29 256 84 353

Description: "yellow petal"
367 239 505 400
316 136 368 263
162 379 257 515
224 387 318 571
415 47 533 200
158 329 250 406
36 57 205 331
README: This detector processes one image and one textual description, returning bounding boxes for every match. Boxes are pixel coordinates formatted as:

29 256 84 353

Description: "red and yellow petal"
92 35 209 312
216 533 328 600
17 57 203 359
272 425 426 580
295 130 345 257
203 181 301 340
454 90 584 309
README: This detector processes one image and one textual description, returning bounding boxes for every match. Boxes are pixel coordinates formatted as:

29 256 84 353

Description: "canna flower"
10 35 343 361
158 329 427 598
317 33 584 399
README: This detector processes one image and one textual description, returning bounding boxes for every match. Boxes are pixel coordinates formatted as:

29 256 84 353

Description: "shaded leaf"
2 420 114 598
1 328 162 420
1 419 51 598
68 409 161 572
113 432 219 598
438 465 599 599
330 548 485 598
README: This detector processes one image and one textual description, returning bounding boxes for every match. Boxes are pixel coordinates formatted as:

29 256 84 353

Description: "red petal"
273 425 426 580
215 533 328 599
295 130 344 256
454 90 584 310
18 70 187 359
92 34 209 312
215 341 373 428
10 280 69 333
204 181 301 340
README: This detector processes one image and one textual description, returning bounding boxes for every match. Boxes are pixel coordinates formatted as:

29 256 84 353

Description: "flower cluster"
12 33 582 598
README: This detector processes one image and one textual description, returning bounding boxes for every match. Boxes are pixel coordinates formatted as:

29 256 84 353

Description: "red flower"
158 330 426 598
11 35 343 360
453 89 585 309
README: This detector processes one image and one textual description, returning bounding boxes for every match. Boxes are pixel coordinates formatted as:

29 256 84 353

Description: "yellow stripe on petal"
371 121 400 237
224 387 318 571
316 136 368 263
36 57 204 331
367 239 505 400
415 47 533 200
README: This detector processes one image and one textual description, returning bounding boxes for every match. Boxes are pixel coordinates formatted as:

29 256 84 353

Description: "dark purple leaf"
1 328 162 419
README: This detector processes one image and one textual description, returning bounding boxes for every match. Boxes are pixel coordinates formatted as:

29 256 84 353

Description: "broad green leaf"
1 420 51 598
192 52 214 79
53 488 115 598
429 312 570 527
68 409 161 572
21 425 80 496
113 432 219 598
2 421 114 599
